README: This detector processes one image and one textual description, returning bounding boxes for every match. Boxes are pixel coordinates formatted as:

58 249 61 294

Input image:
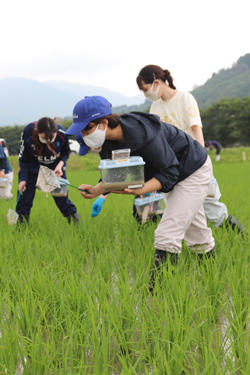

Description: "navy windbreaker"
18 122 70 181
100 112 207 193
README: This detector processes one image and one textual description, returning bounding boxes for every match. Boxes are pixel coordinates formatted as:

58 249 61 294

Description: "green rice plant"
0 155 249 374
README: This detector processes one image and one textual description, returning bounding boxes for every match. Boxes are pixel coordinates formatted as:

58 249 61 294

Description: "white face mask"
144 81 160 102
38 136 48 144
83 124 107 149
39 133 57 144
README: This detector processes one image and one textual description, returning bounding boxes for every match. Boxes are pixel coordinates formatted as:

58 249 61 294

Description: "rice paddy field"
0 148 249 374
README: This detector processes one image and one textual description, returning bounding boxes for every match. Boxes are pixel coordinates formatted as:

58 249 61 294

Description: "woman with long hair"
16 117 80 224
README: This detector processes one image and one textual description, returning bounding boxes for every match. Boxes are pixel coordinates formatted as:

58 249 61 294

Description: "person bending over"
16 117 80 224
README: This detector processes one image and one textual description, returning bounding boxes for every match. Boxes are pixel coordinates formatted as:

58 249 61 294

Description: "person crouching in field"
66 96 215 291
0 140 13 200
16 117 80 224
205 140 222 161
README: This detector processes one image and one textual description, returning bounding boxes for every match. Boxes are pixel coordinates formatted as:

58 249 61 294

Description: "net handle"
16 190 22 205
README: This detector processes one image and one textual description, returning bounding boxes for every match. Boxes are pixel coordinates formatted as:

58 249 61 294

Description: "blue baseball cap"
66 96 112 136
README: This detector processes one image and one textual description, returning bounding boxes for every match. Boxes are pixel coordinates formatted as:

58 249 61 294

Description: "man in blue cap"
66 95 221 296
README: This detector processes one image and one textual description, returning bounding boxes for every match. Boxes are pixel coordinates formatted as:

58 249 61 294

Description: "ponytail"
137 64 176 89
164 69 176 89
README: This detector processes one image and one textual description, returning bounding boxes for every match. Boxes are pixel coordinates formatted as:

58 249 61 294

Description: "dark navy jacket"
100 112 208 193
19 122 70 181
0 144 12 173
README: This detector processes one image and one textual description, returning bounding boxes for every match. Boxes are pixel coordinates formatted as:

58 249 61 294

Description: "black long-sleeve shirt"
100 112 207 193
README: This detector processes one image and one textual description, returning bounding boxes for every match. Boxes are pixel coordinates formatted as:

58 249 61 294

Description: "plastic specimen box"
99 155 145 191
134 192 166 217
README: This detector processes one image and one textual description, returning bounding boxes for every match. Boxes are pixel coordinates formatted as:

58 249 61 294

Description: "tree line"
0 97 249 155
201 97 250 146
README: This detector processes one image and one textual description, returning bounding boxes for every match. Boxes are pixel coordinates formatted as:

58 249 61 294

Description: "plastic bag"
36 166 60 193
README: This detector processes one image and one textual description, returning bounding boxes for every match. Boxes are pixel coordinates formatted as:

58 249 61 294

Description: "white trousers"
203 198 228 227
0 171 13 200
154 157 215 254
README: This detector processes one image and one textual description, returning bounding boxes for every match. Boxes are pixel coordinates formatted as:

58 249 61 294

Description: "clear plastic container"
50 184 68 197
99 156 145 191
207 177 221 200
134 192 166 217
0 177 8 188
112 149 131 160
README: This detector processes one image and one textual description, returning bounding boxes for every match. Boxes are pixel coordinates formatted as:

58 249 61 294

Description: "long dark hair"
32 117 58 157
136 65 176 90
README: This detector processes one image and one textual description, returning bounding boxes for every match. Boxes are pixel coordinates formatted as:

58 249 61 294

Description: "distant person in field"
205 140 222 161
16 117 80 224
0 140 13 200
66 95 216 292
136 64 247 236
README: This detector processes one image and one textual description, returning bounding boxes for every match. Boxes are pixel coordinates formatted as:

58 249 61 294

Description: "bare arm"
78 178 162 199
78 181 105 199
191 125 205 147
124 178 162 196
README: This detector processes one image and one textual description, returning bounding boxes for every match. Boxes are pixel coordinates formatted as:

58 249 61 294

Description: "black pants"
16 170 77 218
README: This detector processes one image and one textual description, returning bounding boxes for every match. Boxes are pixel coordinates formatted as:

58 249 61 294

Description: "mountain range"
0 78 144 126
0 53 249 126
192 53 250 107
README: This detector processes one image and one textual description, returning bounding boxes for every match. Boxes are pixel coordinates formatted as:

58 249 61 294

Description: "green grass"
0 154 249 374
207 147 250 163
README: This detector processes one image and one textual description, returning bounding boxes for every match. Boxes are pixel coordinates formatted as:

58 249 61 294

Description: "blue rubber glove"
91 196 105 218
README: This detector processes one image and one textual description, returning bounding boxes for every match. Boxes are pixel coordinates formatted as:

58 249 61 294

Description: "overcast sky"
0 0 249 97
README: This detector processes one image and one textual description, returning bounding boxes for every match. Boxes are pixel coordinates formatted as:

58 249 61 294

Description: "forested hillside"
192 53 250 108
